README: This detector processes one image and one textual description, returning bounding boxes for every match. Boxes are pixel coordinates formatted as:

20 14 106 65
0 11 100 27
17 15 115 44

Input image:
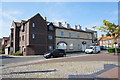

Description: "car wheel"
46 57 49 59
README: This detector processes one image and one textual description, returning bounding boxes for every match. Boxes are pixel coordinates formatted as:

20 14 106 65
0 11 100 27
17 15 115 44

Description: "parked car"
43 49 66 59
100 46 108 50
100 46 105 50
85 46 101 54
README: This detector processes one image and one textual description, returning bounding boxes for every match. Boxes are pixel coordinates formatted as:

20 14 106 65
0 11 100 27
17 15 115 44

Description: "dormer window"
32 23 35 27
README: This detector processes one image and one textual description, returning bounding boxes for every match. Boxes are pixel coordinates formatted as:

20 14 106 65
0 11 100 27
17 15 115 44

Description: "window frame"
22 35 24 41
77 33 80 38
48 35 53 40
32 34 35 39
60 31 64 37
69 43 74 50
32 22 35 27
49 25 53 30
48 46 53 50
69 32 72 38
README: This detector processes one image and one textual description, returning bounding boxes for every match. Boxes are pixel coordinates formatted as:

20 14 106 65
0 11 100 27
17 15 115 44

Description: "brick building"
9 13 97 56
98 35 120 48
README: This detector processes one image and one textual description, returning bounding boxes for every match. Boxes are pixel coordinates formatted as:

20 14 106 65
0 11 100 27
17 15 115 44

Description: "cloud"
113 10 118 15
1 10 23 21
1 10 23 37
2 12 18 21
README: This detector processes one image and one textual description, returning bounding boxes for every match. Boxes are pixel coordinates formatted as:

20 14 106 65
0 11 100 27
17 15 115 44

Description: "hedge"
108 48 120 53
13 51 23 56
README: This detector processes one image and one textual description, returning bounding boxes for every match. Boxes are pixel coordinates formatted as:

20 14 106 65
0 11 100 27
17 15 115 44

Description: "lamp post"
92 26 97 54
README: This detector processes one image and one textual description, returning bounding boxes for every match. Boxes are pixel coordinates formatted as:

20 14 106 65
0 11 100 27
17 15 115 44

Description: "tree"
97 20 120 55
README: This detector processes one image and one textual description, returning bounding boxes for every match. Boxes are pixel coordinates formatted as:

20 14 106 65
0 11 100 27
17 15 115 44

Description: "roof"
55 26 91 33
14 22 21 27
13 13 42 27
86 29 97 33
12 13 96 34
47 22 93 33
98 36 120 41
2 37 9 40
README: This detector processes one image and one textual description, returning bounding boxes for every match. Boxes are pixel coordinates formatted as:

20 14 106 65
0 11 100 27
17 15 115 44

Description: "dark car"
43 49 66 59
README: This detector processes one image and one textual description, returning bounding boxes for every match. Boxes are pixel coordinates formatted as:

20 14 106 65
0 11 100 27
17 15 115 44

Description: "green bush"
108 47 120 53
13 51 23 56
0 50 2 53
117 48 120 53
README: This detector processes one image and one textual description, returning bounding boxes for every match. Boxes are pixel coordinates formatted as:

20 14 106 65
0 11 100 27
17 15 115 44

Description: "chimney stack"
77 25 81 30
85 28 87 31
58 22 62 27
67 23 70 28
75 25 78 29
44 17 47 21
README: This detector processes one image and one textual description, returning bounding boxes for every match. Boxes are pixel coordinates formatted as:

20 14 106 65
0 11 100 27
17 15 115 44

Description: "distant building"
1 37 10 53
98 35 120 48
8 13 97 56
0 38 2 51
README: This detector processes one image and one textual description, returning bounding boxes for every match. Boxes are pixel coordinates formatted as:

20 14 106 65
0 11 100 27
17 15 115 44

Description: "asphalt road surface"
1 51 87 66
1 50 108 66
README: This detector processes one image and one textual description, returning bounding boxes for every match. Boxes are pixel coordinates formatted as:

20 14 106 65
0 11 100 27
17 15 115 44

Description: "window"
49 46 53 50
19 37 21 41
32 34 35 39
32 23 35 27
58 43 67 49
22 35 24 41
78 44 81 49
69 44 73 50
69 32 72 38
60 31 64 37
94 32 97 37
77 33 80 38
48 35 53 40
87 34 89 39
49 25 53 30
21 25 25 32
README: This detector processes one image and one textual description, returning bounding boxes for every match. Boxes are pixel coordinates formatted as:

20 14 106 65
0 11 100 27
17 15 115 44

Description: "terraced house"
8 13 97 56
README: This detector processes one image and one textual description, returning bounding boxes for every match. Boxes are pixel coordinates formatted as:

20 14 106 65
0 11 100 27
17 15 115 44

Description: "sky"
0 2 118 38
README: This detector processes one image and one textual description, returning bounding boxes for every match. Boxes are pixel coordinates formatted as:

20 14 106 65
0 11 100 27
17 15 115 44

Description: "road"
2 50 118 78
1 51 88 66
